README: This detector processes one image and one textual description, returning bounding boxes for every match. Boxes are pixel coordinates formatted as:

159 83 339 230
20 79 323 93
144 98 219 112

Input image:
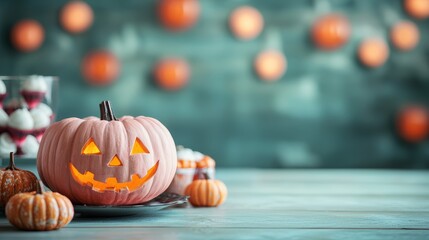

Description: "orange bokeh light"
82 51 120 86
397 106 429 142
11 20 44 52
254 50 287 82
60 1 93 34
229 6 264 40
158 0 200 31
311 14 350 50
390 21 419 51
404 0 429 19
154 58 190 90
357 38 389 68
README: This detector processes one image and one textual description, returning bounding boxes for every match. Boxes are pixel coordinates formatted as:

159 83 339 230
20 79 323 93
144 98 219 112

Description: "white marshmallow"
8 108 34 130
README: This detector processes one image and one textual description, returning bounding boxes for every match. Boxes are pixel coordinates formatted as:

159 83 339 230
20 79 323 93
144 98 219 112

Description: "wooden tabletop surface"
0 169 428 239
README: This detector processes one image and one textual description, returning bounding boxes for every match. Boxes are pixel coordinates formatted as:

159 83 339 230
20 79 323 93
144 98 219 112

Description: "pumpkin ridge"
53 193 67 229
141 117 177 199
132 118 161 200
22 196 34 229
13 171 20 197
206 180 212 206
145 117 177 188
53 120 83 197
34 194 46 230
214 181 223 206
43 193 56 230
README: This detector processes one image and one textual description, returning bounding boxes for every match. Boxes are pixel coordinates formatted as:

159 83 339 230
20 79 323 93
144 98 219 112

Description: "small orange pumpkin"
11 19 44 52
185 174 227 207
397 106 429 142
157 0 200 31
311 14 350 50
0 152 38 206
6 181 74 231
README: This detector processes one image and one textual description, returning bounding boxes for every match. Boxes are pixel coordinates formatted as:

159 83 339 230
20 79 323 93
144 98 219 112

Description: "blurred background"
1 0 429 168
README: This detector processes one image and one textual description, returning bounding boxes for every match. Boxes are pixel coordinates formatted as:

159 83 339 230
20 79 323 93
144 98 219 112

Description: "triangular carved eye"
82 138 102 155
131 138 150 155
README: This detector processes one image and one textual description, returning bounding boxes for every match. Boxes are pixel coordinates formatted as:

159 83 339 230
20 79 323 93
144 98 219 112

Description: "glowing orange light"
131 138 150 155
70 161 159 192
11 20 44 52
82 138 101 155
357 38 389 68
108 155 123 167
390 21 419 51
154 58 190 90
158 0 200 31
82 51 120 86
397 106 429 142
254 50 287 82
229 6 264 40
60 1 93 33
404 0 429 19
311 14 350 50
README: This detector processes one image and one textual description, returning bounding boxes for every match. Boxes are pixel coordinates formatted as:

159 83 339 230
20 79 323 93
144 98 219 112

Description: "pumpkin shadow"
0 226 18 232
74 211 168 220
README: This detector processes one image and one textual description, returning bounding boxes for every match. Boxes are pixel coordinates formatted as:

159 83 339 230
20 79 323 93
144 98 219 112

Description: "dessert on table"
167 146 217 195
0 76 57 157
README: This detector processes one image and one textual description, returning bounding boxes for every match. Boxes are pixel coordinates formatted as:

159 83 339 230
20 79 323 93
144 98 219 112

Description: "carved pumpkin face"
37 101 177 206
69 135 159 193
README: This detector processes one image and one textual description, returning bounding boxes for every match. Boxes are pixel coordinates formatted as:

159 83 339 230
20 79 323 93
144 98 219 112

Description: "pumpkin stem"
202 172 210 180
36 180 45 195
5 152 18 171
100 100 117 121
100 102 108 120
105 101 117 121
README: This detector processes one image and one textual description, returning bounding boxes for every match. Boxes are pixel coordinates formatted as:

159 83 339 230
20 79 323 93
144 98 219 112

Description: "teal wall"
1 0 429 168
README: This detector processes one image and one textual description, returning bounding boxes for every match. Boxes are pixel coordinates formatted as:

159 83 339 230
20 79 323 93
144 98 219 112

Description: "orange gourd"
6 181 74 231
229 6 264 40
390 21 419 51
82 51 120 86
311 14 350 50
358 38 389 68
0 152 38 206
154 58 190 90
158 0 200 31
11 20 44 52
60 1 93 33
404 0 429 19
397 106 429 142
254 50 287 82
37 101 177 205
185 174 227 207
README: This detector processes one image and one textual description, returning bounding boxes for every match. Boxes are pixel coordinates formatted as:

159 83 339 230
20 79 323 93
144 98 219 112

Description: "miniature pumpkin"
11 19 44 52
37 101 177 205
0 152 38 206
82 50 120 86
60 1 93 34
6 181 74 231
229 6 264 40
154 58 190 91
185 174 227 207
357 38 389 68
157 0 200 31
311 14 350 50
397 106 428 142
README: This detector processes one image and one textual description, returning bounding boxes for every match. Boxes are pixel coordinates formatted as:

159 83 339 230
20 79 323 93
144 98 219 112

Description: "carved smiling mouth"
69 160 159 193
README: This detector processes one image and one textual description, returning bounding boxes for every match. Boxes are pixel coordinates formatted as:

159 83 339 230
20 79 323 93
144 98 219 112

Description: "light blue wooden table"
0 167 428 239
